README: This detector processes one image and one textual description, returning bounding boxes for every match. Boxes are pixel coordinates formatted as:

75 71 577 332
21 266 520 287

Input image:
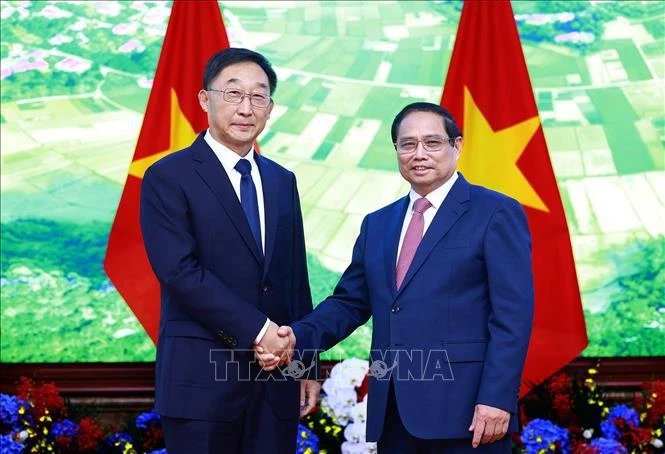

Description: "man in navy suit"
140 48 320 454
258 102 534 453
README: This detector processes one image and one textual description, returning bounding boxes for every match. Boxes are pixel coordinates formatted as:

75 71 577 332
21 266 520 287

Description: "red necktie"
396 197 432 289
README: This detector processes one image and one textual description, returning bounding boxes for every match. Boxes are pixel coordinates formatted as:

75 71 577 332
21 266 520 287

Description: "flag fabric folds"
104 0 230 343
441 0 588 394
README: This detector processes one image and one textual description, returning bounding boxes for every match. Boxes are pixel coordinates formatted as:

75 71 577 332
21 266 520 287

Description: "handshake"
253 321 296 371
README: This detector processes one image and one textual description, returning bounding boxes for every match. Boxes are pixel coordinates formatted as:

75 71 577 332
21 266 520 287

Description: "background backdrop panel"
1 0 663 362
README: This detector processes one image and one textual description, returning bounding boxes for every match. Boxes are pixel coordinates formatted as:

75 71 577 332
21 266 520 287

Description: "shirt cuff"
254 318 270 344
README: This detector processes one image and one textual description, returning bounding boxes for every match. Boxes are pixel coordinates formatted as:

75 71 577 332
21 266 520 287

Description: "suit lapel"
384 196 410 300
396 175 470 296
254 154 278 279
191 133 263 264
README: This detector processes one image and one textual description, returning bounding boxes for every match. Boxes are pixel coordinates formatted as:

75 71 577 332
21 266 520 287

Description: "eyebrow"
224 77 269 90
398 134 445 140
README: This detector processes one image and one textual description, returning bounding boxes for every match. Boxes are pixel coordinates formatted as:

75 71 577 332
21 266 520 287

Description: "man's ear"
198 89 209 112
454 137 463 156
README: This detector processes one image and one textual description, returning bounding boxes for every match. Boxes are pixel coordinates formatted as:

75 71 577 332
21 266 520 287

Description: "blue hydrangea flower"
600 404 640 440
135 410 160 429
148 450 167 454
590 437 628 454
0 434 24 454
52 419 78 438
296 423 319 454
0 394 23 429
520 418 570 453
606 404 639 426
600 419 621 440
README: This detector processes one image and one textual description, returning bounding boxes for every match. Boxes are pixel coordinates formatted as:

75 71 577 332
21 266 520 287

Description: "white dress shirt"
204 130 270 343
396 172 459 262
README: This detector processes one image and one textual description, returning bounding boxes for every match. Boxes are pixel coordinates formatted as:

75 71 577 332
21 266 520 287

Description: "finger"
468 406 477 431
300 396 313 417
289 333 297 359
263 356 279 367
489 426 501 444
257 352 276 362
299 384 315 417
262 358 280 371
257 354 279 370
306 384 317 409
484 420 496 444
480 421 495 445
254 345 265 354
472 419 485 448
501 419 509 438
300 382 307 407
494 419 507 443
277 325 292 337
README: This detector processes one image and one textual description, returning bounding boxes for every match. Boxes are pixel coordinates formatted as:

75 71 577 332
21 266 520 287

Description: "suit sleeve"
292 216 373 353
476 197 534 414
140 164 267 349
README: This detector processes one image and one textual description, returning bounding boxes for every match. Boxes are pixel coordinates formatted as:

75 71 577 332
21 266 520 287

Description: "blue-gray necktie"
234 158 262 257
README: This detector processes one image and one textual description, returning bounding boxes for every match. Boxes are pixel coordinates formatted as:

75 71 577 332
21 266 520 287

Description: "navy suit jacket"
140 132 313 422
293 173 534 441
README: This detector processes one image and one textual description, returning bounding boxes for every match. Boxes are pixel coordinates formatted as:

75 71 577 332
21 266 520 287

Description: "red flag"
104 0 230 343
441 0 588 394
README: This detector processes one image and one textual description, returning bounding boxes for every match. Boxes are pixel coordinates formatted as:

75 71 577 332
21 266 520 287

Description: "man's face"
198 61 273 155
395 110 461 196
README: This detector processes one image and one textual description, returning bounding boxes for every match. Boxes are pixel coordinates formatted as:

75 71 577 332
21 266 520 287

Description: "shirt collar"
204 129 255 172
408 171 459 210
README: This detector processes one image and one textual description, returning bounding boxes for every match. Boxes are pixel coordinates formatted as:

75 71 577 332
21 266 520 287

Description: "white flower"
323 386 358 409
344 422 367 443
350 400 367 423
341 441 377 454
321 389 355 423
652 438 663 449
335 412 351 426
582 429 593 439
329 358 369 388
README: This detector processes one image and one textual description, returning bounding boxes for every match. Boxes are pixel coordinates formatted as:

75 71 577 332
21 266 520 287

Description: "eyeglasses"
394 136 458 154
206 88 272 109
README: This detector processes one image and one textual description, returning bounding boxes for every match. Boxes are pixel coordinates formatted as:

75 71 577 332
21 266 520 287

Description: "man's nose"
237 95 253 115
413 142 428 158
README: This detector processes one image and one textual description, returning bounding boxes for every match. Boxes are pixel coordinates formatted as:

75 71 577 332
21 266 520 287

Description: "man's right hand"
253 324 295 371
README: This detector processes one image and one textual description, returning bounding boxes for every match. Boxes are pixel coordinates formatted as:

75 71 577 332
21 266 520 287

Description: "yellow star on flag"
129 88 198 179
458 86 549 212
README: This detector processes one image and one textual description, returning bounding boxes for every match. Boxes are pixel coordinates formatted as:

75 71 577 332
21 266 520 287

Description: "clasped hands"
253 321 295 371
253 323 319 417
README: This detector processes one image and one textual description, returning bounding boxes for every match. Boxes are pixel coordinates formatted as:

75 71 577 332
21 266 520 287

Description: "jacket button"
391 306 400 314
262 285 269 293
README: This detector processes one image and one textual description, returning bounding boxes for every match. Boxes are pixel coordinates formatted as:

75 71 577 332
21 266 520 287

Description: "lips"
412 166 431 176
232 123 253 130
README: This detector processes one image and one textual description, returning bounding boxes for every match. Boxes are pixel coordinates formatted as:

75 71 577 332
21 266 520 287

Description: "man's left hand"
468 404 510 447
300 380 321 417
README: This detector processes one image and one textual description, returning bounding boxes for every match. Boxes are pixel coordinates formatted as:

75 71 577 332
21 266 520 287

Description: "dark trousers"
378 383 512 454
161 381 297 454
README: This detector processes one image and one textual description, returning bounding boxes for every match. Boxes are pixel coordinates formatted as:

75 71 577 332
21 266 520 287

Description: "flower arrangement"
2 367 663 454
0 377 166 454
302 359 376 454
517 369 665 453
